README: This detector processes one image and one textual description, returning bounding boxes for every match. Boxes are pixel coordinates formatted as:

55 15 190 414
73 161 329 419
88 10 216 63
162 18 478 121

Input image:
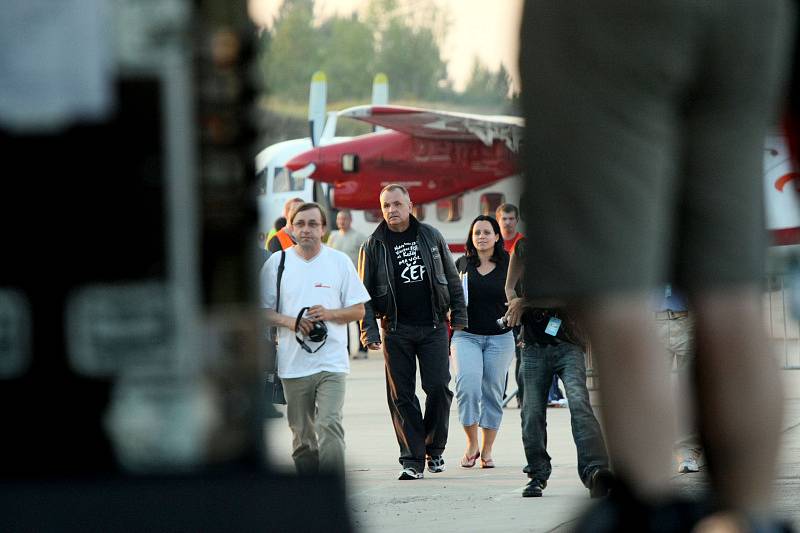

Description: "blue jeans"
451 330 516 429
520 341 608 486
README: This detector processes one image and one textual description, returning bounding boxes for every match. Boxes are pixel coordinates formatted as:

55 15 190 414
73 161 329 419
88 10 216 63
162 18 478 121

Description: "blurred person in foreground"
519 1 793 530
262 202 370 475
452 215 515 469
359 184 467 480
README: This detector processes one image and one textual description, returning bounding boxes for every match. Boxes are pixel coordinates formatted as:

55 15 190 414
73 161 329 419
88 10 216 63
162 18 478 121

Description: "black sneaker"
522 478 546 497
398 466 424 480
426 455 445 473
588 467 615 498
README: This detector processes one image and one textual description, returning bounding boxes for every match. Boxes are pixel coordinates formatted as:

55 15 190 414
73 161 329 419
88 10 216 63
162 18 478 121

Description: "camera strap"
268 250 286 349
294 306 327 353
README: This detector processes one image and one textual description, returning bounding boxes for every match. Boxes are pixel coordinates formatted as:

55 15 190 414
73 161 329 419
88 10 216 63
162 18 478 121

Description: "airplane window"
364 209 382 223
480 193 505 216
436 196 463 222
412 204 425 221
256 168 268 195
341 154 359 173
273 167 305 192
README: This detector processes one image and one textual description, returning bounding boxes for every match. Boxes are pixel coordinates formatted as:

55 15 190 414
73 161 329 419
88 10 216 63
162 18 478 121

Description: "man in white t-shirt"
262 202 371 475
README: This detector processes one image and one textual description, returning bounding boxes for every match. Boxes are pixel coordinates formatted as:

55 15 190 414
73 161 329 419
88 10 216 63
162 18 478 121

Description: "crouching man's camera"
295 306 328 353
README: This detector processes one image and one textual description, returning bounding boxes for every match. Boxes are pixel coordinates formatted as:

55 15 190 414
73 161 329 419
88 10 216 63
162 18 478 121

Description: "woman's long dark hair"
464 215 508 267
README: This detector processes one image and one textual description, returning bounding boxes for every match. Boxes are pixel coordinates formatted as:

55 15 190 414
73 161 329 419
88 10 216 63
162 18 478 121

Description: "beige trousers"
281 371 347 475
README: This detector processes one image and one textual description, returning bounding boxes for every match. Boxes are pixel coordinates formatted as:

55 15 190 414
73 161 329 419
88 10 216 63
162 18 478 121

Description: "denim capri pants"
450 329 516 429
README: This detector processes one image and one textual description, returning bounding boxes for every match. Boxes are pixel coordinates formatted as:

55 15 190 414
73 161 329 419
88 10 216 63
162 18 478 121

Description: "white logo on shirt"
394 241 426 284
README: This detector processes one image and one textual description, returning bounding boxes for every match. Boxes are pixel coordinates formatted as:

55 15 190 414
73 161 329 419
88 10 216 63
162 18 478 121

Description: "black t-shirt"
521 308 571 345
457 256 510 336
385 225 434 326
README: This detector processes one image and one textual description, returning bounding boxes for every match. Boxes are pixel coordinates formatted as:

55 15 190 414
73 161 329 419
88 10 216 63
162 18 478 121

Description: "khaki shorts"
518 0 794 297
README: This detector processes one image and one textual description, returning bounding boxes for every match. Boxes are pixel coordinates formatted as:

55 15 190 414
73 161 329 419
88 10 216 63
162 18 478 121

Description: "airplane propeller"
291 163 316 180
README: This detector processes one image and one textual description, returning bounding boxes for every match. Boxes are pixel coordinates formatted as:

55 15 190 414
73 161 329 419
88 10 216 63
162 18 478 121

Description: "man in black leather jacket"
358 184 467 480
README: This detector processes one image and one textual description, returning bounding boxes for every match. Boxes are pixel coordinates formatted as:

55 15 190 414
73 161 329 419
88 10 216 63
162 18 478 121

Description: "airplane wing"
338 105 524 152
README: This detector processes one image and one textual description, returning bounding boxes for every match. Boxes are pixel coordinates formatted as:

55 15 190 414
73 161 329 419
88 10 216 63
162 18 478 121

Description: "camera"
308 320 328 343
294 307 329 353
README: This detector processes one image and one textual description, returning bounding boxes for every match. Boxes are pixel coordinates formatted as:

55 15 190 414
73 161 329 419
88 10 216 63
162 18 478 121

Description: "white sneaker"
426 455 445 473
678 457 699 473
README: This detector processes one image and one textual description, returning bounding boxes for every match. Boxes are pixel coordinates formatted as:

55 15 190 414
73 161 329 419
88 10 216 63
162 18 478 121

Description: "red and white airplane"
259 73 800 253
285 105 522 208
286 121 800 251
765 133 800 246
257 73 523 253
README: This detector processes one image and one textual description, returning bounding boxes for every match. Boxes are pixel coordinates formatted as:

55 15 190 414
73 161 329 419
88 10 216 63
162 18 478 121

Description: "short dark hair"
495 203 519 219
464 215 508 266
337 208 352 218
290 202 326 226
274 216 287 230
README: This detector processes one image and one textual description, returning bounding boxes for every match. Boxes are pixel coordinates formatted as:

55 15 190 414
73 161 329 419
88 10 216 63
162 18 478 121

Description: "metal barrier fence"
766 275 800 370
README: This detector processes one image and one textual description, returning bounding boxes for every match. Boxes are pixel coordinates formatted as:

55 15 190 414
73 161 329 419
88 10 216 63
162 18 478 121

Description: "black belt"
655 310 688 320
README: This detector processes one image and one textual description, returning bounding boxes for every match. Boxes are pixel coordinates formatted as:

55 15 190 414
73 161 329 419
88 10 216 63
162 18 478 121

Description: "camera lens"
308 321 328 343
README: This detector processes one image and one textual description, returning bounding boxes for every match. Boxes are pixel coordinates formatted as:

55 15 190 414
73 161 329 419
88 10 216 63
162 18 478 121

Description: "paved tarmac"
264 355 800 533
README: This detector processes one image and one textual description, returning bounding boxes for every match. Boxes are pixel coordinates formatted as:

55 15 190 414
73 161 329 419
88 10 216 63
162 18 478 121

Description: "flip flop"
460 451 480 468
480 457 495 469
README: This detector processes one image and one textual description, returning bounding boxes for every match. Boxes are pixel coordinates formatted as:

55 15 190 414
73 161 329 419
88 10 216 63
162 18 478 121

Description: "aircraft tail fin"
371 73 389 132
308 71 327 146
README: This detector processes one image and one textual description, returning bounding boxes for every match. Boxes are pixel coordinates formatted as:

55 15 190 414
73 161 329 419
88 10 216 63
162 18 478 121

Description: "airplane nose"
285 148 319 173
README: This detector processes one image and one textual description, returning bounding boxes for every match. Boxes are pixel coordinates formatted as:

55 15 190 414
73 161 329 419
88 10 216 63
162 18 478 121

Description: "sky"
248 0 523 92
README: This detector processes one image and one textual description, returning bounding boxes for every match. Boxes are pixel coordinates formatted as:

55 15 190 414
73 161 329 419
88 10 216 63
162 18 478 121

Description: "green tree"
318 15 375 102
363 0 451 100
461 57 511 107
263 0 322 101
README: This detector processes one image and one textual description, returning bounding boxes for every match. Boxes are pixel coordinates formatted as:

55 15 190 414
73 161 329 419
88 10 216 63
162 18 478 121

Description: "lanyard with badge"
544 315 561 336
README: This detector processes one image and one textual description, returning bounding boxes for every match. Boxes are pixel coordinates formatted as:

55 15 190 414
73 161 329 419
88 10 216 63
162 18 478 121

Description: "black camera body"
308 320 328 343
294 307 329 353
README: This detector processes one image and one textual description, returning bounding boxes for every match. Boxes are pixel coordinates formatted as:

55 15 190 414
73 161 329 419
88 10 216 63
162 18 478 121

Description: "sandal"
480 457 495 469
460 451 480 468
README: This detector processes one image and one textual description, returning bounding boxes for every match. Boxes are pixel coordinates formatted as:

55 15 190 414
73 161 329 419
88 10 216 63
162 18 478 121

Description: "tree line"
258 0 514 110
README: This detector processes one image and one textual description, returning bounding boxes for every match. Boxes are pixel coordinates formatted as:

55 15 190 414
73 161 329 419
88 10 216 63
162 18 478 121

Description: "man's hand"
367 342 382 351
505 297 529 327
307 305 336 323
292 316 315 336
